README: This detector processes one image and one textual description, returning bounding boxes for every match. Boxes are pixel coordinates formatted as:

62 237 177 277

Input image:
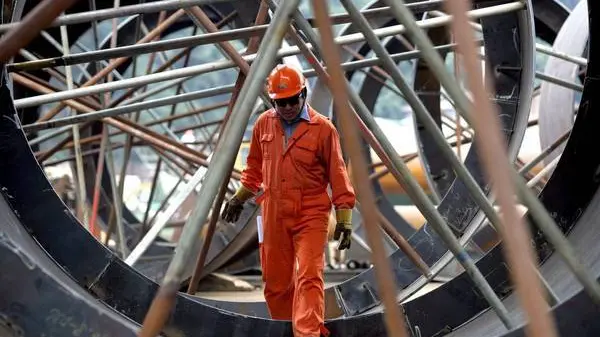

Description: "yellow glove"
333 209 352 250
233 185 255 202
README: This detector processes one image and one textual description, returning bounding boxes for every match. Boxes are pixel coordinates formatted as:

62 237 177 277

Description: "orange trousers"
260 215 329 337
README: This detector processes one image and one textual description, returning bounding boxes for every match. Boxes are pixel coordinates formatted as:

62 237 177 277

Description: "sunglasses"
274 94 302 107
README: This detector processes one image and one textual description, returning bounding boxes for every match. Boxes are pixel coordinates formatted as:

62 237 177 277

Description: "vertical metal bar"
137 2 299 333
311 0 408 335
385 0 600 307
60 23 89 227
453 38 463 161
89 125 109 239
102 0 124 250
187 0 270 295
132 13 176 240
105 126 129 258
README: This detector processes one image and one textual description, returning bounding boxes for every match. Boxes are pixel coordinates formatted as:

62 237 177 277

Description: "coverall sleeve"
239 121 263 194
322 123 356 210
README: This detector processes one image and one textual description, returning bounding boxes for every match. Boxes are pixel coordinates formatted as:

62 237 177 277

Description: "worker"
221 64 355 337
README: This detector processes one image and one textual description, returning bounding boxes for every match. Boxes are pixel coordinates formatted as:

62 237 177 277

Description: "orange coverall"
239 105 355 336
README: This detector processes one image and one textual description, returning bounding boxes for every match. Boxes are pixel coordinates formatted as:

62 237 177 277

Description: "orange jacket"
239 105 355 216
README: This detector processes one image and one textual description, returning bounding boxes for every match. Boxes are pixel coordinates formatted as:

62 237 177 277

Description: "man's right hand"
221 197 244 223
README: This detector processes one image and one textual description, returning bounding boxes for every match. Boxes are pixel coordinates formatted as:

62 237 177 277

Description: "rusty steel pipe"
311 0 408 336
37 101 228 158
438 0 558 335
376 209 432 278
0 0 79 63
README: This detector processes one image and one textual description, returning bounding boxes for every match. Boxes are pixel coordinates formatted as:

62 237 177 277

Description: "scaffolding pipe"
519 128 571 175
307 0 444 26
124 162 208 266
0 0 79 63
7 25 267 72
535 71 584 92
104 131 130 258
60 24 89 227
18 41 478 132
22 85 233 132
312 0 408 335
8 2 521 74
536 43 588 67
28 125 72 146
0 0 233 33
526 155 561 188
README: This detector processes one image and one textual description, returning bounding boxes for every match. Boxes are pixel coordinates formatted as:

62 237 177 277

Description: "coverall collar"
269 104 318 156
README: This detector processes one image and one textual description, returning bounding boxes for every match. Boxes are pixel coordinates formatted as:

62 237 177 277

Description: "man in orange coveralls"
221 64 356 337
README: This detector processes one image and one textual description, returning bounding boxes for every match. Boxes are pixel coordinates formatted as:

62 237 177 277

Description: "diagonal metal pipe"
339 0 513 327
187 0 270 295
383 0 600 307
0 0 79 63
136 1 301 335
341 0 559 324
311 0 408 335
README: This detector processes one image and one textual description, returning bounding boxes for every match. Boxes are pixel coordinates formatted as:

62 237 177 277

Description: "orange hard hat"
267 64 306 99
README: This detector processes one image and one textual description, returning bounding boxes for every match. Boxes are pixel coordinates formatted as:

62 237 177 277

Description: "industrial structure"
0 0 598 336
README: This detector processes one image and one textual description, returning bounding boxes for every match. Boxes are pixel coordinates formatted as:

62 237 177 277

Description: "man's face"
274 94 304 122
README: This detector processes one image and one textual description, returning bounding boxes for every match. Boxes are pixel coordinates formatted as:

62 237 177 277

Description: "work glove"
333 209 352 250
221 197 244 223
221 185 254 223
